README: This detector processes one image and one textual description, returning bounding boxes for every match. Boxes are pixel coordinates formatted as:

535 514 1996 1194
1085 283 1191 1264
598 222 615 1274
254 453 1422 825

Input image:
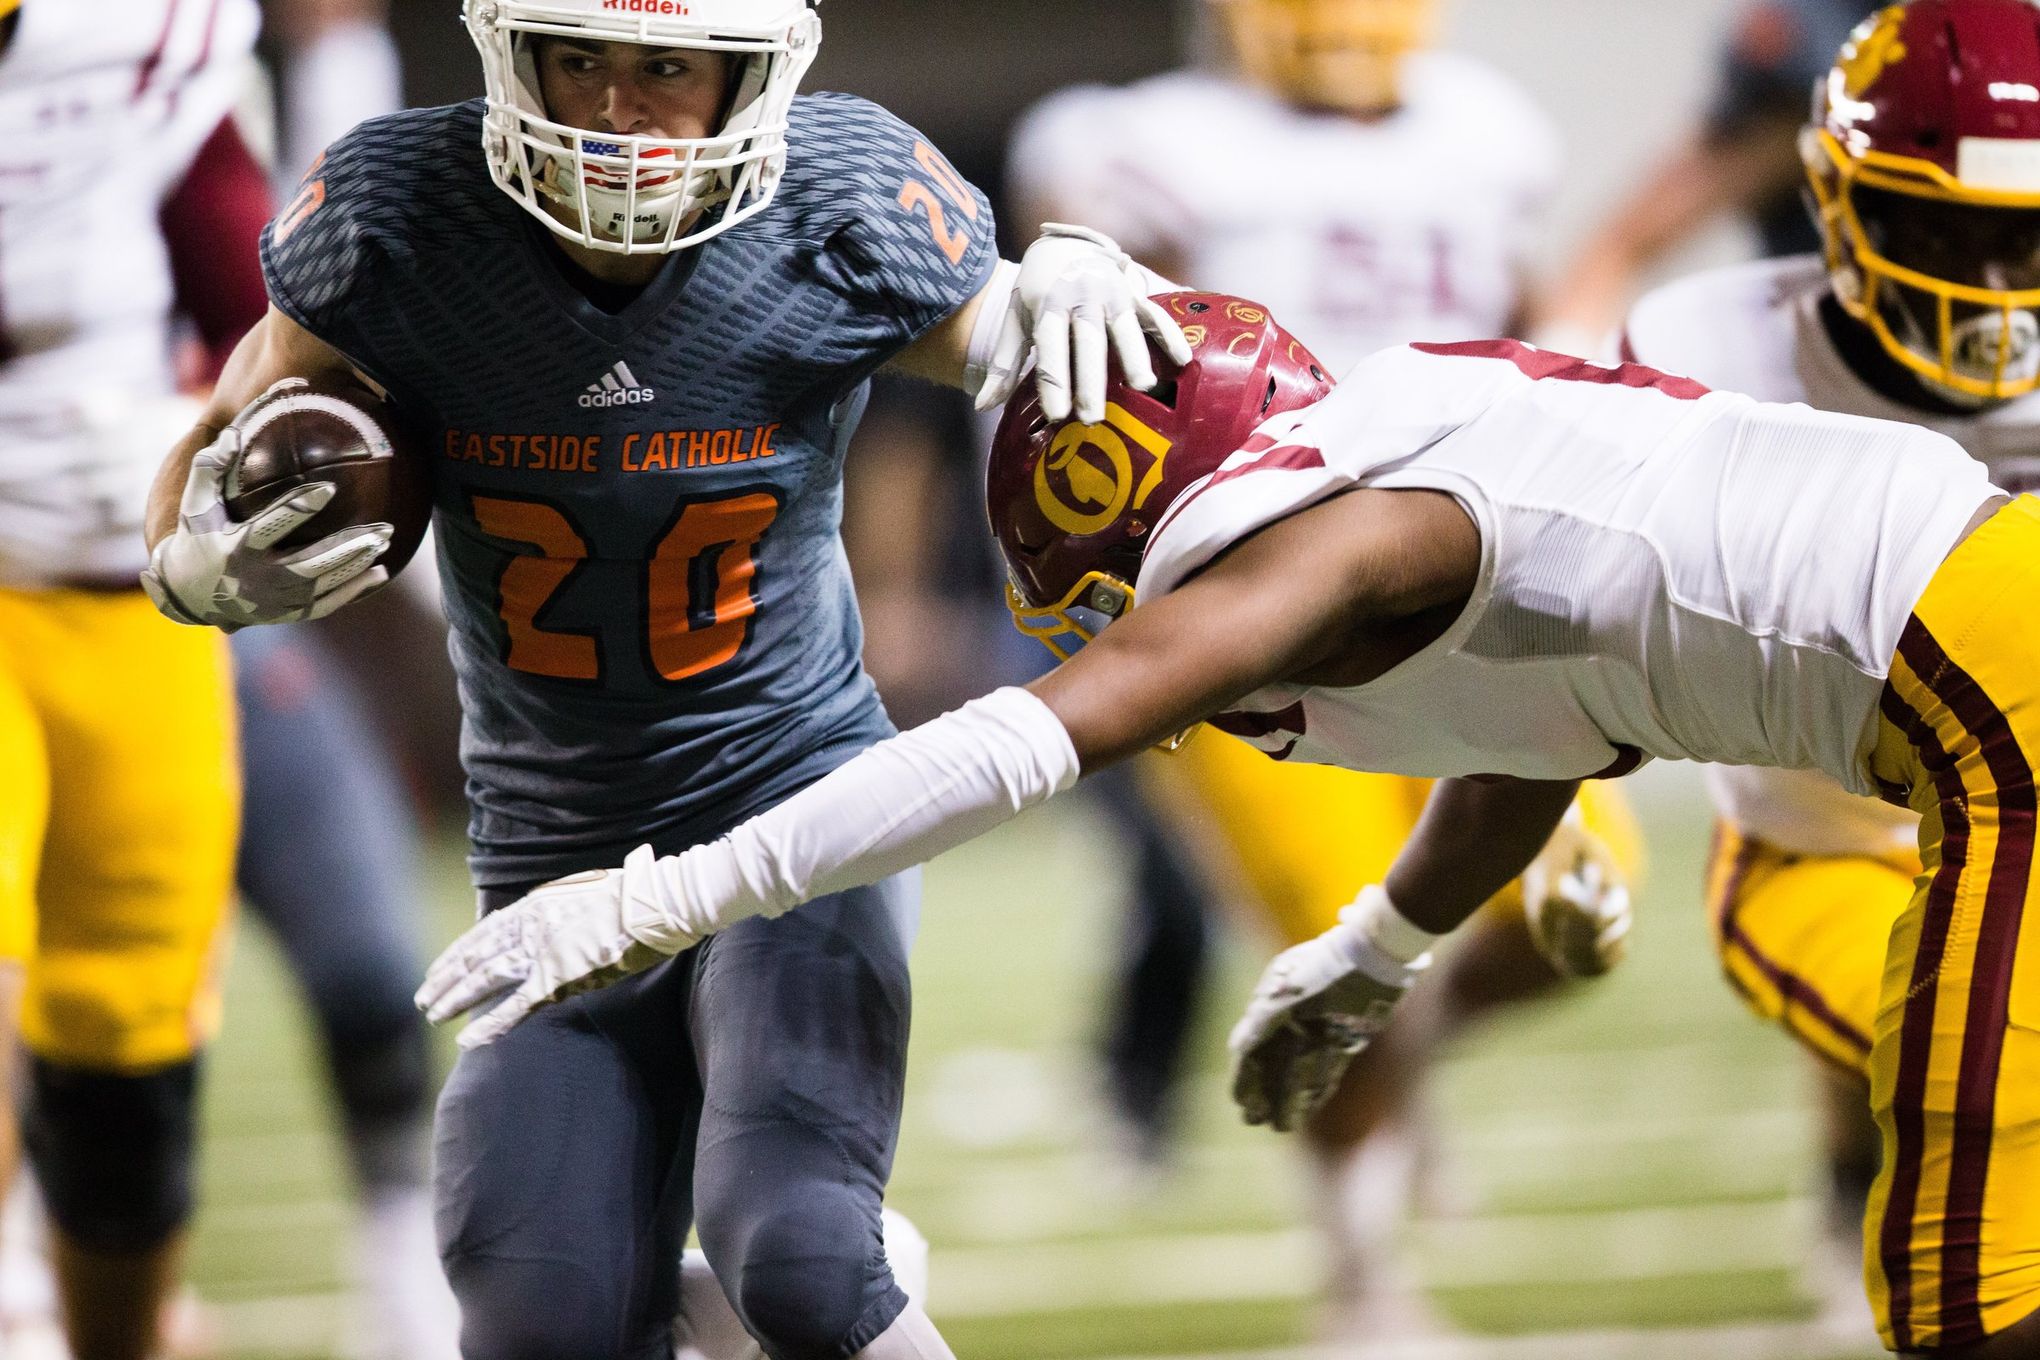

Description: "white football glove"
1229 888 1431 1133
140 400 392 631
1519 806 1632 979
974 223 1194 425
416 845 701 1049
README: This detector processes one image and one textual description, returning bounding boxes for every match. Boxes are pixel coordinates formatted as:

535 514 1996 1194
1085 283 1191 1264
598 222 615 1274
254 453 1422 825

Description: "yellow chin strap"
1806 126 2040 401
1212 0 1436 114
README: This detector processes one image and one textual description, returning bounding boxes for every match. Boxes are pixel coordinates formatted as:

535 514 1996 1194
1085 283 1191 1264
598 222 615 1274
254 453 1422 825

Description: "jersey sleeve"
805 97 999 351
258 117 391 372
1135 347 1516 604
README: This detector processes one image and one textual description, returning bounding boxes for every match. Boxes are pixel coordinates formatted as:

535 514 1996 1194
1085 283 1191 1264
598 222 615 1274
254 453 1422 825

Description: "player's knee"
705 1196 898 1360
443 1254 621 1360
24 1055 198 1253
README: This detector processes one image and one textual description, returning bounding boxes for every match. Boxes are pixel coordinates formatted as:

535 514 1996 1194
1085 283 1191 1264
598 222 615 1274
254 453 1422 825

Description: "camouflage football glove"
975 223 1193 425
1519 805 1632 979
140 413 391 631
1229 886 1432 1133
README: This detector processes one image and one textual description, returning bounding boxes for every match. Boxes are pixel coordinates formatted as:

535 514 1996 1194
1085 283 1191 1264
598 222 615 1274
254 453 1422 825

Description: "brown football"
223 377 431 578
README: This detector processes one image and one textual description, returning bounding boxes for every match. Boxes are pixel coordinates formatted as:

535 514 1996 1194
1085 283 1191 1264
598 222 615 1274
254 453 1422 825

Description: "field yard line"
897 1102 1804 1191
1087 1318 1879 1360
930 1198 1813 1317
1418 1197 1811 1286
1446 1103 1805 1154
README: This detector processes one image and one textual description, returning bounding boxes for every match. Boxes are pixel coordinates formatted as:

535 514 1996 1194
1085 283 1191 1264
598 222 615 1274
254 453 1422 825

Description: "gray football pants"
438 872 918 1360
232 625 431 1192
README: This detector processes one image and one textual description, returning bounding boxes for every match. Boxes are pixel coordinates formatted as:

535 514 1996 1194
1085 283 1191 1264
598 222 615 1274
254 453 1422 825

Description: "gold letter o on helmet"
1035 423 1134 537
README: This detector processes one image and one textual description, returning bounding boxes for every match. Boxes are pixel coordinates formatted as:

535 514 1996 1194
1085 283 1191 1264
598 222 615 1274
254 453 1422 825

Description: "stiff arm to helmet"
972 224 1192 425
988 292 1337 657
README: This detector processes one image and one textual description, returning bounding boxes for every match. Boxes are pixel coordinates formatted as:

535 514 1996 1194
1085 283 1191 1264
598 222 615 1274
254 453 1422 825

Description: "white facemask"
464 0 820 255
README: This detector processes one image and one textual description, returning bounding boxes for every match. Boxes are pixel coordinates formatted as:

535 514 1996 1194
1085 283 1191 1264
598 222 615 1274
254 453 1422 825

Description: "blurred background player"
262 0 404 186
1533 0 1874 351
1621 0 2040 1346
0 4 454 1355
0 2 258 1356
1006 0 1643 1338
241 13 460 1350
228 625 456 1360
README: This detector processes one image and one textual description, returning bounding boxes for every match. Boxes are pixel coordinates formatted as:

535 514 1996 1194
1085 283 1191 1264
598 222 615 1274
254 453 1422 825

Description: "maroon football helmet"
987 292 1336 659
1805 0 2040 401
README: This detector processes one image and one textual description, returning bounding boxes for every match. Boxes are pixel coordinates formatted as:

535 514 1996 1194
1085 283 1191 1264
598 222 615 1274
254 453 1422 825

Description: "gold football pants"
0 588 237 1071
1148 730 1642 947
1704 823 1917 1079
1861 495 2040 1350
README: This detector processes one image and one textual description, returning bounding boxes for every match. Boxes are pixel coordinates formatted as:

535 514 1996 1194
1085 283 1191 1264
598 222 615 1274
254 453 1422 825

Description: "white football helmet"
464 0 821 254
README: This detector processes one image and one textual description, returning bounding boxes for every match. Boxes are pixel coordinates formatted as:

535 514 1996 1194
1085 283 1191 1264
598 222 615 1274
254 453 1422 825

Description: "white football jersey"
1624 255 2040 856
1136 340 1998 795
0 0 261 587
1009 55 1560 371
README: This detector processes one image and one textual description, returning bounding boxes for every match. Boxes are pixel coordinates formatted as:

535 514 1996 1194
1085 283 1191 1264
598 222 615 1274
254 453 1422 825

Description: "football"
222 376 431 578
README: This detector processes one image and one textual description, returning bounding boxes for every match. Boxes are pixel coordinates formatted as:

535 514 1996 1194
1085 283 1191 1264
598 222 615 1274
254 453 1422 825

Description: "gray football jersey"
261 95 997 885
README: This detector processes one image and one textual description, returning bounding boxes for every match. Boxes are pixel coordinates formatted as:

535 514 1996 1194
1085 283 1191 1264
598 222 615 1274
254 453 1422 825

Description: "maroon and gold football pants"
1863 494 2040 1351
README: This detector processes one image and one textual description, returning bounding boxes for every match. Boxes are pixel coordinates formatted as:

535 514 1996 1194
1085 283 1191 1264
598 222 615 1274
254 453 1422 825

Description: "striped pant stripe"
1876 617 2038 1349
1704 826 1874 1068
1902 620 2038 1346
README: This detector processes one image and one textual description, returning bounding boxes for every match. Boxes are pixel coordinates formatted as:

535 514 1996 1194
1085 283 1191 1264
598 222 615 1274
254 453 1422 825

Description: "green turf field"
188 770 1885 1360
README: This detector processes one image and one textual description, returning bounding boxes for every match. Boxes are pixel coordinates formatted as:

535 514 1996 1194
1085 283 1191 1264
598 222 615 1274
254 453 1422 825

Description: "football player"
1007 0 1637 1334
428 294 2040 1357
228 624 457 1360
0 3 261 1358
1533 0 1874 354
1618 0 2040 1346
264 0 404 183
141 2 1188 1357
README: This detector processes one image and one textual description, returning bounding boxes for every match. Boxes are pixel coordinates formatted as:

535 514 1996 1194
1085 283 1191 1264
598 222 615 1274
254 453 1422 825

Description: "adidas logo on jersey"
579 361 656 408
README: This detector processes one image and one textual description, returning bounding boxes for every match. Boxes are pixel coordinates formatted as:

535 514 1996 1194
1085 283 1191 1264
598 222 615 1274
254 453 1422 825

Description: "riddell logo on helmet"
601 0 692 12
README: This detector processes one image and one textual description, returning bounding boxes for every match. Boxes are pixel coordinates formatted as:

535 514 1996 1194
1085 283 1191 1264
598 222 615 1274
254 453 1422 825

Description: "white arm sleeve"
629 688 1082 948
963 259 1022 393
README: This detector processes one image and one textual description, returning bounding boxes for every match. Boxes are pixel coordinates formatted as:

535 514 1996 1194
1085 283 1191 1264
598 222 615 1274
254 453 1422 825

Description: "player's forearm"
145 323 270 548
1383 776 1582 934
885 275 997 389
145 420 228 549
629 688 1081 946
147 307 368 550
